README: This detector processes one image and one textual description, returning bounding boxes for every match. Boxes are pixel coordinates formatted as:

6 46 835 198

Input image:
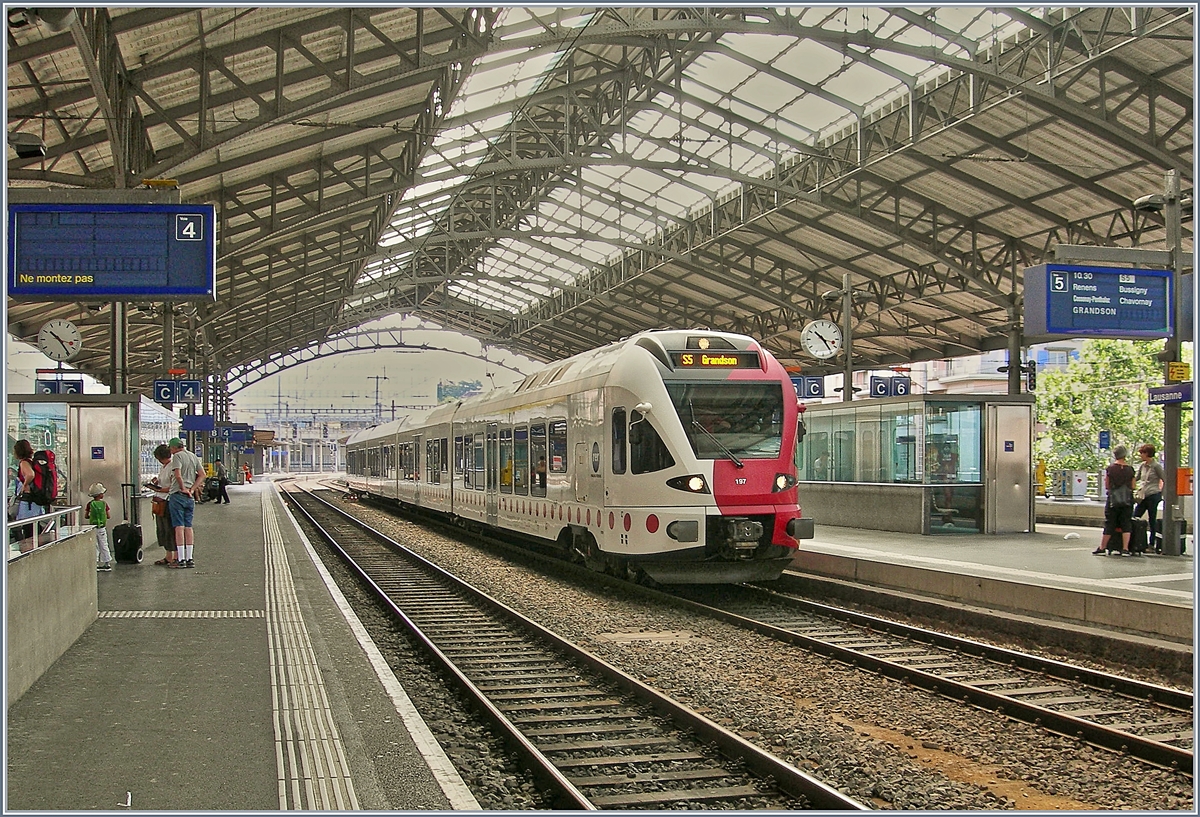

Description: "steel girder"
6 7 1193 392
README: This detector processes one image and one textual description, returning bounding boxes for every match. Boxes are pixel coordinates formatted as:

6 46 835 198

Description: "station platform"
5 479 478 811
787 520 1195 648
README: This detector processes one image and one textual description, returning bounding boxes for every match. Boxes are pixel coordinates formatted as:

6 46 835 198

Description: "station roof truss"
6 6 1193 395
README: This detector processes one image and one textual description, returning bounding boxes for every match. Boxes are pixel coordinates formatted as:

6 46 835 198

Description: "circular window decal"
591 442 601 473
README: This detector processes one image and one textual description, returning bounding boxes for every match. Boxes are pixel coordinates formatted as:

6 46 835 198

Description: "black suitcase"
112 523 143 563
1129 517 1150 554
112 482 143 563
205 476 221 502
1152 518 1188 554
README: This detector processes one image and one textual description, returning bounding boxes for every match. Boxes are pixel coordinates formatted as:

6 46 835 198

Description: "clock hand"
814 331 835 349
49 330 71 353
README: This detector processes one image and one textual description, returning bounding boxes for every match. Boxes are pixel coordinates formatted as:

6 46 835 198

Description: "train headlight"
666 474 710 494
772 473 797 492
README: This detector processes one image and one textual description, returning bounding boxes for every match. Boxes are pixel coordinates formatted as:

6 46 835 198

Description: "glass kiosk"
798 394 1034 534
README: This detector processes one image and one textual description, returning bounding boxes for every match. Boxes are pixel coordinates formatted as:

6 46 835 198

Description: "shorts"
1104 502 1133 536
15 500 46 521
168 492 195 528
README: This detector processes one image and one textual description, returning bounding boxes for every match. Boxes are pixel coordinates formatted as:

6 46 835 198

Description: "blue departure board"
1024 263 1172 339
8 203 216 300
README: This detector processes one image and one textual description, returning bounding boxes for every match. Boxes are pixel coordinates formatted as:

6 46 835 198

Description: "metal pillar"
841 272 854 402
1161 171 1184 556
110 303 127 393
162 303 174 373
1006 303 1023 395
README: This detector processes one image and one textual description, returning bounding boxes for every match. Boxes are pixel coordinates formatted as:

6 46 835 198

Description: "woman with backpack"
12 439 44 552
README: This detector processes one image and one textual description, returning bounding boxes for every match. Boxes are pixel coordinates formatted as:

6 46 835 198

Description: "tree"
1035 339 1190 476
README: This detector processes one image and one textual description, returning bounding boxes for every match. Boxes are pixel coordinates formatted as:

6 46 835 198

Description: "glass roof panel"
356 6 1013 318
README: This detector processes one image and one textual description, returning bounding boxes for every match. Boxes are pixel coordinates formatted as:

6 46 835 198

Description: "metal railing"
7 505 82 560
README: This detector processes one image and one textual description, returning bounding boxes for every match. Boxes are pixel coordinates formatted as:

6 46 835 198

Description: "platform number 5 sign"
176 214 203 241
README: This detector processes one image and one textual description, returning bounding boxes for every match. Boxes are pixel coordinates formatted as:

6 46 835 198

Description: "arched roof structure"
6 6 1193 395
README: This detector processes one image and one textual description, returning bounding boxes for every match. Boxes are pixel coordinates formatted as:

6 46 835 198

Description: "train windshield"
665 382 785 460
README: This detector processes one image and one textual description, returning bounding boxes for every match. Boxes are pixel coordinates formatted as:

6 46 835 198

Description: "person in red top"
242 463 252 484
1094 445 1136 556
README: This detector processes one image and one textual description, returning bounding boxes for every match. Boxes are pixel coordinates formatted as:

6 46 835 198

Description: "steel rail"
672 584 1194 774
285 485 868 811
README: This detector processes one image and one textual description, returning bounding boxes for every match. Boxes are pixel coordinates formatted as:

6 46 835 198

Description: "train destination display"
8 203 217 300
1024 263 1172 339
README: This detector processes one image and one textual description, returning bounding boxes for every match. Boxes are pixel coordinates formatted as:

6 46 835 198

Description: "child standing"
87 482 113 571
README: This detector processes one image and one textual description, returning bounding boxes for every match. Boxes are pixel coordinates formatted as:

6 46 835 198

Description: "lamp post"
1135 171 1187 556
1161 171 1185 556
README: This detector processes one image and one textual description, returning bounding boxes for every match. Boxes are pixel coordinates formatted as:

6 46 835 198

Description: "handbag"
151 496 167 517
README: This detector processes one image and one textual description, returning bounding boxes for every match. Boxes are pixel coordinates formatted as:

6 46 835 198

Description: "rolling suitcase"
1129 517 1149 554
112 523 143 563
113 482 143 564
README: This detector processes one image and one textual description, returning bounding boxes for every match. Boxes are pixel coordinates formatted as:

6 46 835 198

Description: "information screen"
1024 263 1172 339
8 203 216 300
671 351 760 369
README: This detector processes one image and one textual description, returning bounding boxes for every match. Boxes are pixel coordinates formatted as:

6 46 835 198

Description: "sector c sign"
1024 263 1172 339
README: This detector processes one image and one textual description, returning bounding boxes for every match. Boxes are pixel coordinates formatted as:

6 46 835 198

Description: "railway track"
672 583 1193 773
318 483 1193 777
283 486 866 811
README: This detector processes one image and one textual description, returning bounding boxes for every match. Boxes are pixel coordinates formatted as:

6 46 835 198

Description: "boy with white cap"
87 482 113 571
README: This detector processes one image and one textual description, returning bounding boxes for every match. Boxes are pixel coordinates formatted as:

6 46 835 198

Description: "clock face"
801 319 843 359
37 319 82 361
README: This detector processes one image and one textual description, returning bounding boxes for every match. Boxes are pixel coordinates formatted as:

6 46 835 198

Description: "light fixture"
8 132 45 159
1133 193 1165 213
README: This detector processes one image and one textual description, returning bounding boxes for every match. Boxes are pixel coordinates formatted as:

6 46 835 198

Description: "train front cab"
588 337 810 584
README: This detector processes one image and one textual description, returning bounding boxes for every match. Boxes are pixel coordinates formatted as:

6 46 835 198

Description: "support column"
110 303 127 393
841 271 853 402
1161 170 1183 556
1007 302 1023 395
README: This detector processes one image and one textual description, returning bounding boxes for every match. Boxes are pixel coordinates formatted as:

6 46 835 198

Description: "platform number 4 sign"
176 214 203 241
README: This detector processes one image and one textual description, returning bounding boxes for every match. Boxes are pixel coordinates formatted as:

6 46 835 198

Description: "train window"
455 436 464 475
383 444 394 479
499 428 514 493
549 421 567 472
413 437 421 481
530 424 547 497
514 426 529 495
462 435 472 487
440 438 449 475
611 408 627 474
666 381 784 460
473 433 485 491
630 410 674 474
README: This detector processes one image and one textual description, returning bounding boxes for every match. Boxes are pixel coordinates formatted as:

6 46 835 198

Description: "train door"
411 434 422 505
486 423 498 525
574 443 590 503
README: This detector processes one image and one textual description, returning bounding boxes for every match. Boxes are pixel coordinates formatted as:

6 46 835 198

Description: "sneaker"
97 562 112 571
186 559 195 568
171 560 188 568
1120 550 1131 557
1092 548 1107 555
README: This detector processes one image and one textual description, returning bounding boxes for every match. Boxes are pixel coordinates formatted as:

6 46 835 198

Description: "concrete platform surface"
5 480 477 812
791 521 1194 643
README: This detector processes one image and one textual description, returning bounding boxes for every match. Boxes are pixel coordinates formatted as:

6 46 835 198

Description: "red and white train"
344 329 813 583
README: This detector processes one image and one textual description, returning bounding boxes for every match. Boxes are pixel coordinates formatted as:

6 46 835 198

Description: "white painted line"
277 486 481 811
1108 573 1197 586
804 542 1195 602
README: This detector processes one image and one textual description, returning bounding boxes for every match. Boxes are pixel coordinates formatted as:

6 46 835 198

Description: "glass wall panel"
928 485 983 533
7 402 69 507
925 402 981 483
